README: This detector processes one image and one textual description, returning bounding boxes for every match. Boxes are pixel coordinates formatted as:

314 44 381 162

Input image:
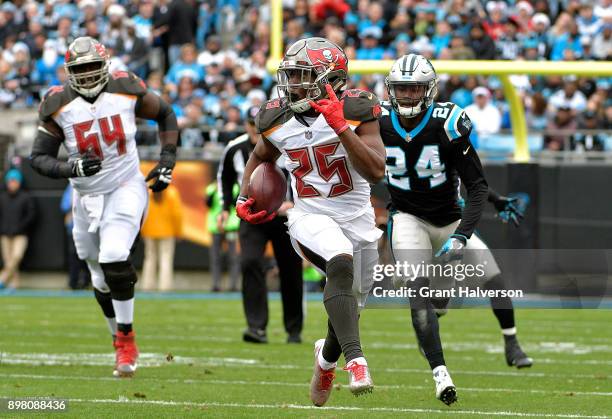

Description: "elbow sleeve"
30 128 73 179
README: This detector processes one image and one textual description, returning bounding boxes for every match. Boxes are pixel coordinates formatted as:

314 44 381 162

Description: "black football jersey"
381 101 488 238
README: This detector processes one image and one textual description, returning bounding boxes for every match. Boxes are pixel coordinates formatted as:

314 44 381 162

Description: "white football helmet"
385 54 438 118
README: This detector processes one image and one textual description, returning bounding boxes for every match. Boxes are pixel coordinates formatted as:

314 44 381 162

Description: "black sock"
323 255 362 362
322 319 343 363
94 288 115 318
409 277 445 370
487 275 516 331
117 323 132 335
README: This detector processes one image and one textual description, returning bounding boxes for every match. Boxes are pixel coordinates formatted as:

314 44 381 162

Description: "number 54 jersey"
381 101 482 227
38 71 147 195
256 89 382 222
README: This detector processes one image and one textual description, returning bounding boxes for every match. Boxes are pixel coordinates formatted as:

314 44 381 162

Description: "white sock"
502 327 517 336
433 365 448 377
318 351 337 370
106 317 117 336
347 356 367 366
112 298 134 325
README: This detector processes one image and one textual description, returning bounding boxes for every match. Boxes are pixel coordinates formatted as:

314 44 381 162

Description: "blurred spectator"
496 18 522 60
356 26 385 60
197 34 237 68
550 20 583 61
431 22 452 58
469 22 497 59
0 169 36 290
544 105 577 150
572 110 606 151
592 23 612 60
157 0 197 65
577 3 602 38
140 185 184 292
526 92 549 131
61 184 90 290
165 43 204 88
31 40 63 88
206 182 240 292
121 19 150 79
548 76 587 113
465 86 502 140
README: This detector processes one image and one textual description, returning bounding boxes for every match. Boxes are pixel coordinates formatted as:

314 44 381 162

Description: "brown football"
248 162 287 214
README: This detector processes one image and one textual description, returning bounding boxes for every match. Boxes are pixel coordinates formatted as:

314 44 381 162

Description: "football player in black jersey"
380 54 532 405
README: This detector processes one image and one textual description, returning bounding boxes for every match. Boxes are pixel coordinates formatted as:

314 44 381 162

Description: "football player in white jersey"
235 37 385 405
30 37 178 378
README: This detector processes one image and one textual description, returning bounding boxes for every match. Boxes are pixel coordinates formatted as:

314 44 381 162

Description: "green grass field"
1 293 611 418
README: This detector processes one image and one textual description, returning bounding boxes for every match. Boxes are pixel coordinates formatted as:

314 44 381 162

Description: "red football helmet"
277 37 348 113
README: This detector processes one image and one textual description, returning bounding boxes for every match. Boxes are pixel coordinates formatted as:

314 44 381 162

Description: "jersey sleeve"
38 86 69 123
341 89 382 125
255 98 293 137
107 71 148 97
443 104 472 141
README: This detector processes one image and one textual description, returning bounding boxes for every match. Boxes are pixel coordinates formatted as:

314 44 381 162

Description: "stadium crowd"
0 0 610 150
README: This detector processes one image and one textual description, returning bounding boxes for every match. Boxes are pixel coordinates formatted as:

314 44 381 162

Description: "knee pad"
100 261 138 301
324 255 354 301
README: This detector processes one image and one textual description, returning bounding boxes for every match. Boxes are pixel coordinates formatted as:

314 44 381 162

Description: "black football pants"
239 217 303 336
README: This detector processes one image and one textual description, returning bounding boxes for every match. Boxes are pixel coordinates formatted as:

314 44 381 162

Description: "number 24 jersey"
381 101 486 227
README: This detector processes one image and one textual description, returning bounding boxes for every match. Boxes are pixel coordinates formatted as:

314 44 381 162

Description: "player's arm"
235 136 281 224
339 119 385 183
217 145 239 212
30 119 101 178
310 85 385 183
452 138 488 240
136 91 178 191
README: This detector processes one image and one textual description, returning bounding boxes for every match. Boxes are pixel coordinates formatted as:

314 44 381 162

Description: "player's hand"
309 84 349 135
435 234 467 263
492 196 523 227
146 145 176 192
71 152 102 177
235 196 276 224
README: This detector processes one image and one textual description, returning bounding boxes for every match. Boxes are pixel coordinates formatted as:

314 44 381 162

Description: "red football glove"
236 197 276 224
309 84 349 135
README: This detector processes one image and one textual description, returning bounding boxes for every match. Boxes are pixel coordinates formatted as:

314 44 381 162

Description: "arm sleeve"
488 188 501 203
30 127 73 179
217 145 238 211
451 137 489 238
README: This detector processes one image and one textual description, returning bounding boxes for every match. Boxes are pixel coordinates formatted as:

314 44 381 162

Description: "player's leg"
98 178 147 377
209 233 223 292
390 212 457 405
268 217 303 343
465 235 533 368
289 213 372 402
140 238 157 291
72 195 117 339
227 234 240 291
238 221 270 343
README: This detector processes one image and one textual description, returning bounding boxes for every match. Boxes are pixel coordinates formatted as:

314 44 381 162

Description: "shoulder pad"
38 85 74 122
441 103 472 141
341 89 381 124
106 71 148 97
255 98 293 136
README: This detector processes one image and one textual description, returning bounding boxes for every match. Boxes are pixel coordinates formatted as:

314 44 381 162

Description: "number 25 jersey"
38 71 148 195
256 90 382 222
381 101 487 228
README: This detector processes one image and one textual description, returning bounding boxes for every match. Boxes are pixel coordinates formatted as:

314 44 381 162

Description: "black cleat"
439 386 458 406
505 336 533 368
243 328 268 344
287 334 302 344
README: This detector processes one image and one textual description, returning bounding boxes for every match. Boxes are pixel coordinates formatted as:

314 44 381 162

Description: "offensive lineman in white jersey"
30 37 178 377
235 37 386 405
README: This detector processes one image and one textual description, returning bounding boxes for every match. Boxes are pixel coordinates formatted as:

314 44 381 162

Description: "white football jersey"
257 91 382 222
39 72 148 195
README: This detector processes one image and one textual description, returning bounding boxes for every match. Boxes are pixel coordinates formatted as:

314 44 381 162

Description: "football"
248 162 287 214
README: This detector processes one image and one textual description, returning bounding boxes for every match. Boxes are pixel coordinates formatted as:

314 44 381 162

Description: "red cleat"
114 331 139 378
310 339 336 406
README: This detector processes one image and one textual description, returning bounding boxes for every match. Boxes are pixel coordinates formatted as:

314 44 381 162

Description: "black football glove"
492 195 524 227
71 153 102 177
146 144 176 192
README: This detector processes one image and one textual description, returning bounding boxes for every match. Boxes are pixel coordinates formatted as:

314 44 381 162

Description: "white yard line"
2 373 610 397
0 352 608 379
63 398 611 418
